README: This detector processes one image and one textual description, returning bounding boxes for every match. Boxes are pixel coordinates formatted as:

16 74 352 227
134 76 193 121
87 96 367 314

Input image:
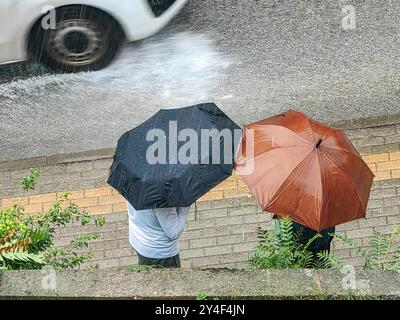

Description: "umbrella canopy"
235 110 374 232
108 103 241 210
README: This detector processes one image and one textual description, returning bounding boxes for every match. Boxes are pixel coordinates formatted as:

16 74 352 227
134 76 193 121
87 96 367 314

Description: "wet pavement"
1 0 400 161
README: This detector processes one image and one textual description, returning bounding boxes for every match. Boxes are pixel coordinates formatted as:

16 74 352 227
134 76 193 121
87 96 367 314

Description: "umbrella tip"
316 139 323 149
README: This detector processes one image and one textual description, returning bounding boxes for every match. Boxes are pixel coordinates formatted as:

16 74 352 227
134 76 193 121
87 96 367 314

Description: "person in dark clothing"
292 221 335 255
273 215 335 255
136 252 181 268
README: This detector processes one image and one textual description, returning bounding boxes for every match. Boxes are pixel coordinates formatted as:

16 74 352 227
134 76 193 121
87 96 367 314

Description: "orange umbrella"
234 110 374 232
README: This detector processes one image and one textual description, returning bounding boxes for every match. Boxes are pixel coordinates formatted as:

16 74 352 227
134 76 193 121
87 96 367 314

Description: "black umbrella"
107 103 241 210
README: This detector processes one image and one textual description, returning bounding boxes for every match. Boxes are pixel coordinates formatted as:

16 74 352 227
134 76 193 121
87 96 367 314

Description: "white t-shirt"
126 201 189 259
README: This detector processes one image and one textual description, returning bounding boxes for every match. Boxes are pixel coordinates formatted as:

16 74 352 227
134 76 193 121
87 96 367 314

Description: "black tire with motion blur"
28 5 125 73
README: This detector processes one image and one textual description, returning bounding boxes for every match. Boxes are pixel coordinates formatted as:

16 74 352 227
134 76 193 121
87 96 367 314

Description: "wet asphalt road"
1 0 400 161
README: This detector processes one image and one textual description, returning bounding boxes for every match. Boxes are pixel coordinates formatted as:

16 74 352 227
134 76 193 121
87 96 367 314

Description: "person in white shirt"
126 200 189 268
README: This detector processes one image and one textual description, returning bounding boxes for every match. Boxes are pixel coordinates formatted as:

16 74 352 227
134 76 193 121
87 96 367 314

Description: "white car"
0 0 187 72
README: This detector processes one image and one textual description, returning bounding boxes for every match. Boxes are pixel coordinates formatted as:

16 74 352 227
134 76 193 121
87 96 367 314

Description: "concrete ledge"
331 113 400 130
1 269 399 299
1 113 400 173
46 148 116 166
0 156 48 173
0 148 115 173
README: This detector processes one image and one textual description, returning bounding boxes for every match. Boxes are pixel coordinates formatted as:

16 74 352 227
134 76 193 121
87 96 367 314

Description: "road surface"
1 0 400 161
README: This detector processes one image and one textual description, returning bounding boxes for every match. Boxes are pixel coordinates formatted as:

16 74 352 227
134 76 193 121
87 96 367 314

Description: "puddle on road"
0 31 232 111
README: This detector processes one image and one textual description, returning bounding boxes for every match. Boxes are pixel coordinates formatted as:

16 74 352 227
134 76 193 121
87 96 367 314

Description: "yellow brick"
213 180 238 191
24 203 43 214
60 190 85 200
84 187 112 198
389 151 400 161
374 170 391 181
86 205 113 215
236 178 248 188
367 163 377 172
391 169 400 179
72 198 98 207
42 202 54 212
110 188 120 195
98 194 125 205
232 173 244 181
377 160 400 171
43 200 71 212
1 197 29 207
223 188 251 199
362 153 389 163
29 193 57 204
113 202 127 213
198 191 224 202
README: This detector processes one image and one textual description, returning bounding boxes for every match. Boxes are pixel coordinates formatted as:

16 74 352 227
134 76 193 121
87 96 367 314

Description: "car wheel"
28 6 125 72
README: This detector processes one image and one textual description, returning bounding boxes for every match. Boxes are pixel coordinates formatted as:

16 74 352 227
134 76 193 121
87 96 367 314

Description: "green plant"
44 234 101 270
196 293 208 300
334 225 400 270
20 168 40 192
194 293 223 300
0 168 105 270
249 217 342 269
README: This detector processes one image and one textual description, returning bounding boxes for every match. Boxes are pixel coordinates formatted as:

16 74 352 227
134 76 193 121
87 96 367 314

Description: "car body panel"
0 0 187 65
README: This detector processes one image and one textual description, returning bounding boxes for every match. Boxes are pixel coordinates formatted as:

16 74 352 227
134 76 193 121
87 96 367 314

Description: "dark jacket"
273 215 335 255
292 221 335 255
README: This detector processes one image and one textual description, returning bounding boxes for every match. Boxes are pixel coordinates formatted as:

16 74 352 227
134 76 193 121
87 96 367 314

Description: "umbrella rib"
321 145 366 163
321 150 367 216
266 148 315 211
320 129 364 158
305 115 317 143
248 124 313 144
238 145 311 163
322 127 341 141
315 150 324 229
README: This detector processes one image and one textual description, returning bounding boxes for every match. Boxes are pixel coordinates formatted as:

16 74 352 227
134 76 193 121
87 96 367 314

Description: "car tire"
28 5 125 73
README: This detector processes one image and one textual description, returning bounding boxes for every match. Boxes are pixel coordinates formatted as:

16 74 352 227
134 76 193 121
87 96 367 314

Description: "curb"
0 148 115 173
1 114 400 173
1 269 400 299
331 113 400 130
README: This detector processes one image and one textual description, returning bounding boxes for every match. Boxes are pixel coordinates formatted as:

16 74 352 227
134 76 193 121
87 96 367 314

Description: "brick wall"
1 116 400 268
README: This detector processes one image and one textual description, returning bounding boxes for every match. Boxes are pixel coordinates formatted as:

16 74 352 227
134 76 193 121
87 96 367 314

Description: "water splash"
0 31 232 110
0 31 233 161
